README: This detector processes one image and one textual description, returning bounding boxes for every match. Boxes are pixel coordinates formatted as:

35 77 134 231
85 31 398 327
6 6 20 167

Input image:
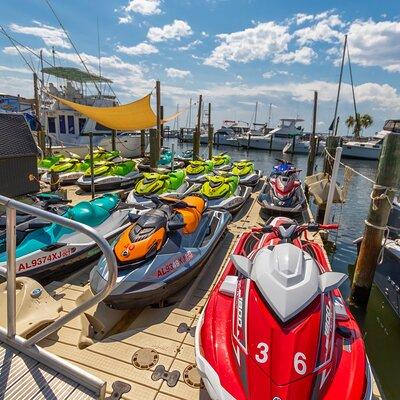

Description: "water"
166 138 400 399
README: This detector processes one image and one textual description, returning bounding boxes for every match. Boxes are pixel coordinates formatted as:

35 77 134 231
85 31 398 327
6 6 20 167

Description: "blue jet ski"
0 193 133 280
271 158 295 177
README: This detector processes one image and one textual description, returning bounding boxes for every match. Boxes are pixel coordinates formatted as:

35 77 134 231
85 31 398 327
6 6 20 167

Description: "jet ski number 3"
18 247 76 272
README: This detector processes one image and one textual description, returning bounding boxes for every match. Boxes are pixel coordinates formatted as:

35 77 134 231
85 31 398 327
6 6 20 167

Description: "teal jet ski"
0 193 133 280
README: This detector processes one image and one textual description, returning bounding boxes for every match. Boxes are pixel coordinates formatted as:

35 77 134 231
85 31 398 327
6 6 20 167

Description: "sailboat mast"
254 101 258 127
331 34 348 136
189 98 192 128
268 103 272 127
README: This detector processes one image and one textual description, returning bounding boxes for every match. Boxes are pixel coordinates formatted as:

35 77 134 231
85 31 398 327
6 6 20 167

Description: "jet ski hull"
257 180 306 215
198 185 252 214
0 209 132 281
90 209 232 309
238 169 262 187
77 172 141 191
42 171 84 185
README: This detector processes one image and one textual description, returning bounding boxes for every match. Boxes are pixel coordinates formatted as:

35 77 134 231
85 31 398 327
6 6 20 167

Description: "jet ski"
175 149 194 166
76 159 140 192
41 152 89 185
38 154 65 174
195 218 373 400
220 160 262 187
271 158 295 177
185 160 214 183
211 153 231 169
192 174 252 214
0 193 133 280
258 168 306 216
158 148 173 166
84 146 120 163
89 195 231 309
126 169 189 209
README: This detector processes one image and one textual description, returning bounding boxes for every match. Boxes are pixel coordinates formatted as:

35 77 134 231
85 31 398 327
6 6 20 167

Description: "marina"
1 1 400 399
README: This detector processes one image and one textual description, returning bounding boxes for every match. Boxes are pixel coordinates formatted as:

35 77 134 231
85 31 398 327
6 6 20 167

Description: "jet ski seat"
176 196 206 234
68 201 110 227
91 193 120 213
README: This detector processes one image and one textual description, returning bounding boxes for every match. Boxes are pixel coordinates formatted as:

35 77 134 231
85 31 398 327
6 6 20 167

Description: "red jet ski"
195 217 372 400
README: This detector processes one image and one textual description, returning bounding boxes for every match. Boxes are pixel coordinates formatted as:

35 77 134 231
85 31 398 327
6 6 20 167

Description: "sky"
1 0 400 135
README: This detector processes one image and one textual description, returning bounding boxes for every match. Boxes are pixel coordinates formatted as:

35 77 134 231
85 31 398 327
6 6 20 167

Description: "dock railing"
0 194 118 398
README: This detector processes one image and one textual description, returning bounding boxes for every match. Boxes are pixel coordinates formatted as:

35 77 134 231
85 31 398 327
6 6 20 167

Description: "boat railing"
0 194 117 397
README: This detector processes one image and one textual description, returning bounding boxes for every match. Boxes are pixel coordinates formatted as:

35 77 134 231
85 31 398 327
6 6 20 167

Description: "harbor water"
166 138 400 400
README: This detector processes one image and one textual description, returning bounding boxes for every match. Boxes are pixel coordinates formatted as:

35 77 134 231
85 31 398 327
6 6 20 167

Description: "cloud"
346 19 400 72
165 67 191 78
147 20 193 42
204 21 291 69
116 42 158 55
9 22 71 49
262 70 290 78
118 0 161 23
273 46 317 65
294 13 344 45
0 65 31 74
177 40 202 51
118 15 133 24
295 13 315 25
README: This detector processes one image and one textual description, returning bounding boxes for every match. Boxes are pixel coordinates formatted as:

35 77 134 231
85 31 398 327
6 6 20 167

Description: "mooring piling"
350 132 400 306
140 130 146 157
323 135 341 176
208 102 213 160
306 91 318 177
193 94 202 160
149 128 158 169
156 80 161 162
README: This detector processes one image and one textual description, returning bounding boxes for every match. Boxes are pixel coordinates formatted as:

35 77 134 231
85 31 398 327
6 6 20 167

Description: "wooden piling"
140 130 146 157
323 136 340 176
306 91 318 177
193 94 202 160
160 105 164 148
111 101 117 151
33 72 46 156
208 102 213 160
149 128 158 169
156 80 161 162
350 132 400 306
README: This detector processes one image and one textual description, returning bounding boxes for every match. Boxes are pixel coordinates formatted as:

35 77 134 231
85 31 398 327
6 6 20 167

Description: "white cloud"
295 13 315 25
147 20 193 42
273 46 316 65
262 70 290 78
0 65 30 74
116 42 158 55
204 21 291 69
347 19 400 72
165 67 191 78
201 31 209 37
295 13 344 45
9 22 71 49
177 40 202 51
236 75 243 80
118 15 133 24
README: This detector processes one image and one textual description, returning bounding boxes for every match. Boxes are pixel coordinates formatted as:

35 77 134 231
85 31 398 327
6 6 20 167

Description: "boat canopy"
51 93 179 131
42 67 112 83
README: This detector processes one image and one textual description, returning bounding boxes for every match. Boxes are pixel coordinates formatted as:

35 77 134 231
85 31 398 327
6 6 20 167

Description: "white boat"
200 120 249 146
341 120 400 160
238 118 321 154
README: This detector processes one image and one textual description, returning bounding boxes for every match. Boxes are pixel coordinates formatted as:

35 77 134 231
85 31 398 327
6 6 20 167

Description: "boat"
258 166 306 216
238 118 319 154
89 195 231 309
192 174 252 214
125 169 189 209
0 193 132 280
41 68 147 158
76 159 139 192
185 160 214 183
342 119 400 160
195 218 373 400
205 121 250 147
219 160 262 187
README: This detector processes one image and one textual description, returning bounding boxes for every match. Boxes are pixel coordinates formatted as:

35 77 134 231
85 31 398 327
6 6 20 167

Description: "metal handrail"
0 194 118 346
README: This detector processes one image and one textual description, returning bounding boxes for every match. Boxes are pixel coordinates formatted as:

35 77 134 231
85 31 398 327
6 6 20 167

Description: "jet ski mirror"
128 212 141 223
230 255 252 278
319 272 348 293
307 223 319 232
168 221 186 231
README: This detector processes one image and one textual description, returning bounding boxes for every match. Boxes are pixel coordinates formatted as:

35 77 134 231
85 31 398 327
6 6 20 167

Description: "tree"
345 113 373 139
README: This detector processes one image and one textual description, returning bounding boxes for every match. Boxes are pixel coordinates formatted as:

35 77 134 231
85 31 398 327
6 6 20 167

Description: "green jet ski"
84 146 120 163
41 152 89 185
221 159 262 187
185 160 214 183
126 169 189 210
193 174 252 214
0 193 133 280
38 154 65 174
211 153 231 169
77 159 140 192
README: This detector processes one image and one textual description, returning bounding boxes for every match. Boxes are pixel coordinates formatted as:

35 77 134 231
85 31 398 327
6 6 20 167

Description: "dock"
0 183 380 400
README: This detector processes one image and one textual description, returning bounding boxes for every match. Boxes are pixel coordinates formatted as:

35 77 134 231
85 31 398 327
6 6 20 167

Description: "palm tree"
345 113 373 138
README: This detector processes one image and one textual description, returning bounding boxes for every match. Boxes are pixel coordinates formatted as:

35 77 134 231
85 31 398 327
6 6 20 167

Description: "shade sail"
53 94 158 131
